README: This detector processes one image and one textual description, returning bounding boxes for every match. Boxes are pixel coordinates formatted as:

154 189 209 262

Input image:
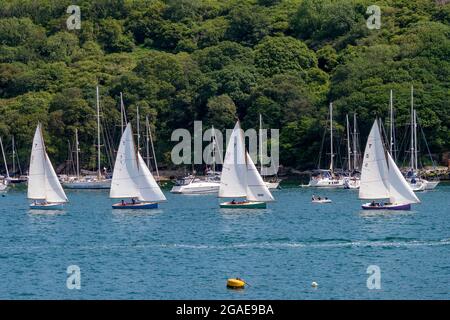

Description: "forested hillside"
0 0 449 173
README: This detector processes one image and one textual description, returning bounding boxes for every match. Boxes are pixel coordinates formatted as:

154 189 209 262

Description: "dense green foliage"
0 0 448 173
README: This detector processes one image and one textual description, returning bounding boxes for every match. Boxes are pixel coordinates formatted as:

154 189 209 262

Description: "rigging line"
317 123 327 170
417 115 436 168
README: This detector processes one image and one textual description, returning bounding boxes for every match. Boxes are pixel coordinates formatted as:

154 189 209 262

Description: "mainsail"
359 120 390 200
28 124 68 203
110 123 165 202
219 121 247 198
219 121 274 202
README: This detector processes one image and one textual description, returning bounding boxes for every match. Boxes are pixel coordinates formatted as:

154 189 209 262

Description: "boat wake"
2 238 450 252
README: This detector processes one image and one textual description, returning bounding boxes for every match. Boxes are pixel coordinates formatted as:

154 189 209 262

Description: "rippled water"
0 183 449 299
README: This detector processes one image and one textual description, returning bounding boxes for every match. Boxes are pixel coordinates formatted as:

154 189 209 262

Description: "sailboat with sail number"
110 123 166 209
359 119 420 211
28 124 68 210
219 121 274 209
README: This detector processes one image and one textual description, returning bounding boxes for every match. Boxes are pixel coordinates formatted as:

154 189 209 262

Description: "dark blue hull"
112 202 158 209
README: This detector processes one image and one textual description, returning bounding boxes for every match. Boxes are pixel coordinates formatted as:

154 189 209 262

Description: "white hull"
307 178 345 188
30 202 65 210
344 178 360 189
63 179 111 189
0 183 7 192
265 181 280 189
312 199 332 203
171 181 220 194
425 180 439 190
408 179 427 192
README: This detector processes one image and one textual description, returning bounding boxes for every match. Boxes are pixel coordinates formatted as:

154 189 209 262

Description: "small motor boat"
312 198 332 204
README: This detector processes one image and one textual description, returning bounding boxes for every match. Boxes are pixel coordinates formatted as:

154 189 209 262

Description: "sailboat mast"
148 119 159 181
11 136 16 175
75 128 80 179
96 86 101 179
389 89 394 158
346 114 351 172
414 110 418 171
329 103 334 173
136 105 140 152
353 113 358 171
145 115 150 168
0 137 9 178
410 86 415 171
120 92 124 135
259 114 263 174
212 125 216 174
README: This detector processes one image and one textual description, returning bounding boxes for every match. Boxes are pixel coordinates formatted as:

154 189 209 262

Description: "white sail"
110 123 165 202
246 152 274 202
359 120 390 199
28 125 46 200
28 124 68 203
110 124 141 199
387 152 420 204
43 153 68 203
219 121 247 198
136 152 166 202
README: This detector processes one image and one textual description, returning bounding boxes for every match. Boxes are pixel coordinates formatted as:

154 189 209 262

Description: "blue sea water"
0 184 449 299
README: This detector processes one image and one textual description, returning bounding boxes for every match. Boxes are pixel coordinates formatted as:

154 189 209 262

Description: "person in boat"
371 200 376 207
132 198 136 204
312 195 316 201
231 199 236 204
317 196 321 200
325 197 328 200
121 200 125 206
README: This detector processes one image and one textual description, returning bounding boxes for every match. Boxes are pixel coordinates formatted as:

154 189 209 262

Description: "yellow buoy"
227 278 246 289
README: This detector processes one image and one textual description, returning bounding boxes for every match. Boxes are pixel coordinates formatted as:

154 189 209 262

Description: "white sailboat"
219 121 274 209
343 113 361 189
63 86 111 189
28 124 68 210
110 123 166 209
404 86 439 191
307 103 345 188
359 119 420 211
170 126 221 194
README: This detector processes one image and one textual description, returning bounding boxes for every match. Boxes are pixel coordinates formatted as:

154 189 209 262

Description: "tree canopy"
0 0 448 173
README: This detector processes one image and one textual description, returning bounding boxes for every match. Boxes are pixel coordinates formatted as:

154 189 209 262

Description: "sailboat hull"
112 202 158 209
220 201 266 209
361 203 411 211
30 202 65 210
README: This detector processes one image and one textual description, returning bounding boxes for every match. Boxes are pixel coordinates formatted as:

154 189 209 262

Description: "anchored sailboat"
63 86 111 189
219 121 274 209
110 123 166 209
28 124 68 210
307 103 345 188
359 119 420 211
